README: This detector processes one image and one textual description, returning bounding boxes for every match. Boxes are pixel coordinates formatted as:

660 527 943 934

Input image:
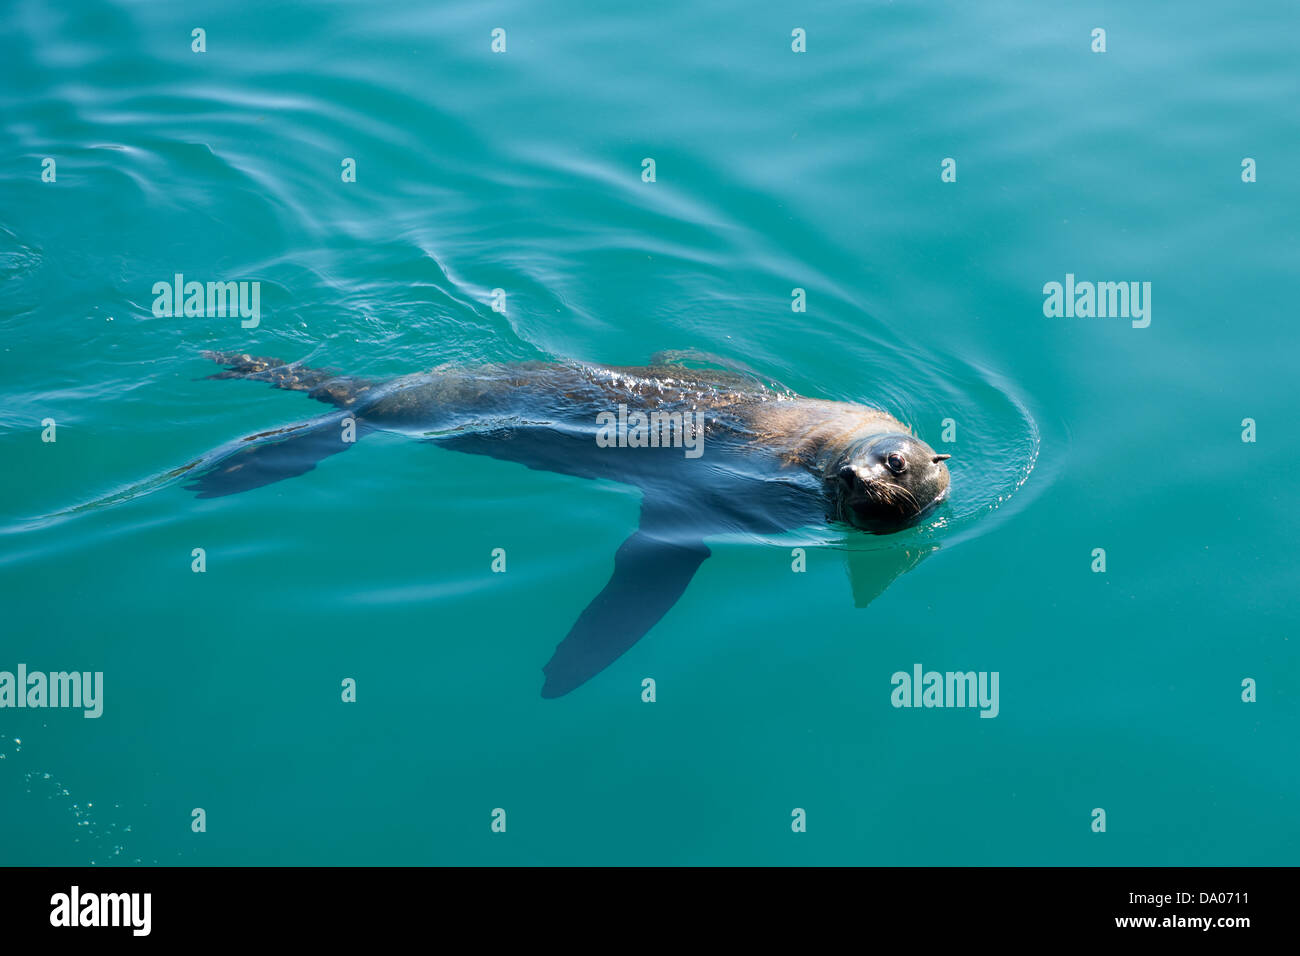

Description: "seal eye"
886 452 906 474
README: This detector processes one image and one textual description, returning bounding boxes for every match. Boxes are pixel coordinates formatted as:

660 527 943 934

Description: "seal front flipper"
541 520 710 699
185 414 367 499
843 544 935 608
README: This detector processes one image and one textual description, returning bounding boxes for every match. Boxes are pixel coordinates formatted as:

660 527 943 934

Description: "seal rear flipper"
540 530 710 699
184 414 368 499
202 350 376 408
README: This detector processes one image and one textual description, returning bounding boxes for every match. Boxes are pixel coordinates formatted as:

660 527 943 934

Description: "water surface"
0 0 1296 865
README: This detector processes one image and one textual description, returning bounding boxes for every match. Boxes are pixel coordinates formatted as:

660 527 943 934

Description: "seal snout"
840 467 921 522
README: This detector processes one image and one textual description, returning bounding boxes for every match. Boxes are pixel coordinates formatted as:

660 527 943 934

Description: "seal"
193 349 952 695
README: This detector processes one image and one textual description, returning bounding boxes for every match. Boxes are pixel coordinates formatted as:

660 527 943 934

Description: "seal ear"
932 454 951 463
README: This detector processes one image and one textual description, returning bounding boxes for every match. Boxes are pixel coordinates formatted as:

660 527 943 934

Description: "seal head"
828 432 951 532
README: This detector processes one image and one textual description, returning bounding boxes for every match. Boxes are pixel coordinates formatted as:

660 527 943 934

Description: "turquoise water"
1 0 1296 865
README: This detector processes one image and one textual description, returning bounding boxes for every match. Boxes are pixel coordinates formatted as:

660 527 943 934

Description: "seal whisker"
868 479 920 514
890 483 921 513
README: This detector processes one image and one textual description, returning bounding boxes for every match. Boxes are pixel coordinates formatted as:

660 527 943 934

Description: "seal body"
362 360 950 530
206 353 950 527
196 351 952 694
